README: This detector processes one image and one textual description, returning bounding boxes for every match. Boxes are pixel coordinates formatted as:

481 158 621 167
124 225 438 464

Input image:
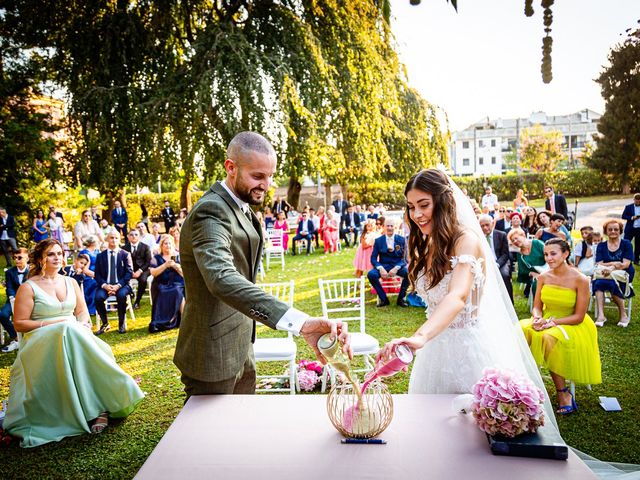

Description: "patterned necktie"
109 251 116 284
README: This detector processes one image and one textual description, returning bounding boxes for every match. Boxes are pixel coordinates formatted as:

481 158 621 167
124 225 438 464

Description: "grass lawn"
1 246 639 478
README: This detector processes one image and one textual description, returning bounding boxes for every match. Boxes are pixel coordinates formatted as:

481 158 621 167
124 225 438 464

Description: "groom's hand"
300 318 352 365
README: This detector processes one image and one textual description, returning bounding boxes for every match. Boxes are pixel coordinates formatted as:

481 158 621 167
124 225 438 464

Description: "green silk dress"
4 276 144 447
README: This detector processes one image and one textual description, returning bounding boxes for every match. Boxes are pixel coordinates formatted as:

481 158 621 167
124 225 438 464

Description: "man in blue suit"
291 211 316 255
367 218 409 307
95 231 133 334
622 193 640 264
0 248 29 353
111 200 128 238
332 192 349 216
340 204 362 247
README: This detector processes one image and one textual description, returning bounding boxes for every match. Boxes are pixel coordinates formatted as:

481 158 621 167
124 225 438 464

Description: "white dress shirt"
220 181 308 335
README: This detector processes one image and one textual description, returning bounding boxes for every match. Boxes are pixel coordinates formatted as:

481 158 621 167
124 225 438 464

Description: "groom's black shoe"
95 323 111 336
396 299 409 308
376 298 390 307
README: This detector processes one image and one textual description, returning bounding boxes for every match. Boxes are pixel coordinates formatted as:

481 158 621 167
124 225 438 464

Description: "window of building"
479 140 484 147
479 157 484 165
491 139 496 147
491 157 496 164
462 158 470 167
462 141 469 149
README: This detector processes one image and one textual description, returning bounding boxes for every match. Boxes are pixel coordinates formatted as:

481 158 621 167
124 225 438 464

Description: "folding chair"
318 277 379 392
264 229 285 271
255 281 297 394
295 238 315 255
101 294 136 329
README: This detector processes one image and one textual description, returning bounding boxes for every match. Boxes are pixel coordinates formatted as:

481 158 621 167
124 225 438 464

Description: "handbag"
593 265 631 297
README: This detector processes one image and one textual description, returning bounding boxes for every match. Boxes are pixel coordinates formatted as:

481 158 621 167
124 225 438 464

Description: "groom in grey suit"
174 132 350 396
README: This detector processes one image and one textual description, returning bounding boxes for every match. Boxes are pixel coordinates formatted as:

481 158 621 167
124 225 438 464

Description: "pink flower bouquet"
296 359 323 392
471 368 545 438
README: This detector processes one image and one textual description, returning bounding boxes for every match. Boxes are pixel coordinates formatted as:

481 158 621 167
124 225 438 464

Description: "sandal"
90 412 109 434
617 317 630 328
594 318 607 327
556 387 577 415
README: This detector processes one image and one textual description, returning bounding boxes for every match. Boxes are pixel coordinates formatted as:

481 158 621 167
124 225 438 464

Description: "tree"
518 124 563 172
586 27 640 194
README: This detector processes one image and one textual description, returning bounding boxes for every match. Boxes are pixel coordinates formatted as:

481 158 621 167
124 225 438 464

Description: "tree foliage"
518 124 563 173
586 27 640 193
2 1 447 209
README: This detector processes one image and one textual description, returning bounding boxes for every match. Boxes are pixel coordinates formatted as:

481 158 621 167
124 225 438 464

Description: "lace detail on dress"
416 255 485 329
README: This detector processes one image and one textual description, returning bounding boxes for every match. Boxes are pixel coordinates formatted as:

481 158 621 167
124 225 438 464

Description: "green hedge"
349 169 630 208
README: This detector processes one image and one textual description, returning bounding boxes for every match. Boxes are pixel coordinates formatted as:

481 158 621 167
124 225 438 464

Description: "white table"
135 394 596 480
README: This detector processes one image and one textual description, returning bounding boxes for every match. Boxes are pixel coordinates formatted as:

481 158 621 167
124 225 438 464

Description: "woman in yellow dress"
520 238 601 414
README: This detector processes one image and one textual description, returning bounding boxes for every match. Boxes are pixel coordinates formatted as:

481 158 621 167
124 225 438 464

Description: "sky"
390 0 640 132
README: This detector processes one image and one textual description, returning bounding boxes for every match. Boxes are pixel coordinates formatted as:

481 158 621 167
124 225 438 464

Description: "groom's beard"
235 180 266 205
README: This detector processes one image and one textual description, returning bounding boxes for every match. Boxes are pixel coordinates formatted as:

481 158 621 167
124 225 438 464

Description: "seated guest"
90 205 101 223
3 238 144 447
340 204 361 247
111 200 128 238
509 229 546 298
169 225 181 253
366 205 379 220
136 222 156 251
479 214 513 303
176 208 188 229
374 215 386 236
309 208 321 248
323 209 339 254
520 238 601 414
149 235 184 333
61 253 90 286
573 226 595 276
522 206 538 236
79 236 101 316
592 230 603 245
99 218 115 241
353 220 376 278
535 213 567 242
367 217 409 308
274 211 290 251
355 205 366 224
263 206 276 230
593 219 635 328
0 248 29 353
46 210 64 243
123 230 152 309
508 211 524 235
94 231 133 335
73 210 103 250
494 207 511 233
291 211 316 255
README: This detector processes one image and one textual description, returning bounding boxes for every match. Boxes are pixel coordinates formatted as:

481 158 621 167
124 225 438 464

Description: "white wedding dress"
409 254 519 394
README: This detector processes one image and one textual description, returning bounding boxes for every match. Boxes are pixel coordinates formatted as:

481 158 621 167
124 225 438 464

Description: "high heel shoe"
617 317 630 328
556 387 577 415
594 318 607 327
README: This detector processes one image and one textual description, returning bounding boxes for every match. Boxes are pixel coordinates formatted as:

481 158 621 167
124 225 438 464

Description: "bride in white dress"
378 169 555 418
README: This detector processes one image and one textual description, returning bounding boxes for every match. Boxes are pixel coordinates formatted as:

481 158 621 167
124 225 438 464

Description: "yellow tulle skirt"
520 284 602 385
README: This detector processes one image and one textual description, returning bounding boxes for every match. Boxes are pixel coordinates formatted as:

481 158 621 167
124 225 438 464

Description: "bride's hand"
376 336 426 367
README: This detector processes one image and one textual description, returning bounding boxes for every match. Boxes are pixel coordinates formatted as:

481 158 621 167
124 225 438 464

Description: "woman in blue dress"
32 209 48 243
592 219 634 327
535 212 567 243
78 235 100 316
148 234 184 333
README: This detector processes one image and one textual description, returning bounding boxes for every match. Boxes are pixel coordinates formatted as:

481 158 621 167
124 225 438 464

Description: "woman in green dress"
519 238 601 414
508 229 546 298
4 238 144 447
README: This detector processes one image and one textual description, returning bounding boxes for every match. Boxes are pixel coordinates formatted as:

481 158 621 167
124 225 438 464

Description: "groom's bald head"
227 132 276 166
224 132 277 205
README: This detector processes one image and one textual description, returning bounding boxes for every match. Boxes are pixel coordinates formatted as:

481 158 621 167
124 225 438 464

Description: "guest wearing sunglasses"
544 185 568 220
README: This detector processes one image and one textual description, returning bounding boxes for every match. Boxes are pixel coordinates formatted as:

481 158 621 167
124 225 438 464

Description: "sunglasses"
499 209 506 213
14 255 26 260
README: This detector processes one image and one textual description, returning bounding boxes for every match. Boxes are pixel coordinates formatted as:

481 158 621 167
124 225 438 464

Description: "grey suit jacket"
174 182 290 382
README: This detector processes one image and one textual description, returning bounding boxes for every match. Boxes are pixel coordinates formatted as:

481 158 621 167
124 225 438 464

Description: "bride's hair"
29 238 65 278
404 169 463 290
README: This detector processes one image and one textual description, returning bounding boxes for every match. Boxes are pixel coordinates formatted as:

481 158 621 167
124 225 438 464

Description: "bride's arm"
13 284 66 332
378 233 479 358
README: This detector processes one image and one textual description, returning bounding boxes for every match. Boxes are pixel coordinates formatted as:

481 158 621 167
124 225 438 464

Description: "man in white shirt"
481 186 498 216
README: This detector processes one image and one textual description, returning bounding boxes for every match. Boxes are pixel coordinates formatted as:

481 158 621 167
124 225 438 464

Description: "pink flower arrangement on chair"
471 368 545 438
297 360 323 392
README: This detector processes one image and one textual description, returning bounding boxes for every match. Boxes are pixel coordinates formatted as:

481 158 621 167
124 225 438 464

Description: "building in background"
450 109 600 176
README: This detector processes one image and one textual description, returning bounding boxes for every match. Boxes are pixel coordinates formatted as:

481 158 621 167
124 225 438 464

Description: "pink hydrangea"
471 368 545 438
297 370 320 392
